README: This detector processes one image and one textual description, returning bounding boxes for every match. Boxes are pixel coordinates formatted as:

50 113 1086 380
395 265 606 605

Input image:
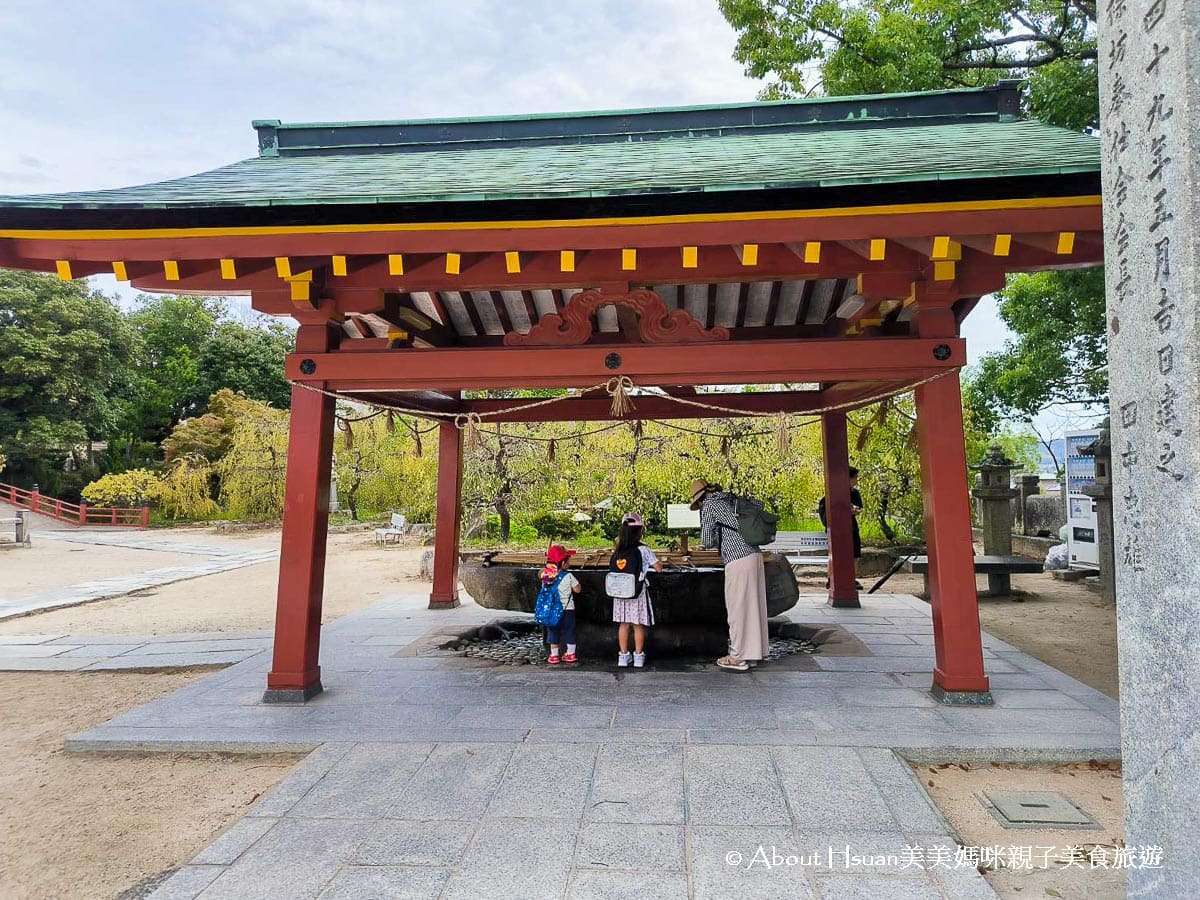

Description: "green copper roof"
0 85 1099 213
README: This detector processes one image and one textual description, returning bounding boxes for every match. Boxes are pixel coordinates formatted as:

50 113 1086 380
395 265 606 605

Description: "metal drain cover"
981 791 1100 829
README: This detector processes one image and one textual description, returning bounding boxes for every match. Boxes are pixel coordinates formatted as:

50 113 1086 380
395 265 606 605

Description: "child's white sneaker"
633 652 646 668
618 652 632 667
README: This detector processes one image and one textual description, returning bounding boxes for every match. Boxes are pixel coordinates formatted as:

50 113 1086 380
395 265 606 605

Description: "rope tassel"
385 411 396 434
775 414 791 456
547 439 556 463
339 419 354 450
455 412 483 452
607 376 636 418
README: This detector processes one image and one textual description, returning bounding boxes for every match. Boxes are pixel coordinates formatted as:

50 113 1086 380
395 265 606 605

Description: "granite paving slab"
63 593 1120 760
0 633 276 671
29 589 1125 899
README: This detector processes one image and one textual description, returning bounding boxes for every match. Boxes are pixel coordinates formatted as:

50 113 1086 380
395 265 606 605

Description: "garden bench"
904 554 1044 598
762 530 830 570
374 513 407 546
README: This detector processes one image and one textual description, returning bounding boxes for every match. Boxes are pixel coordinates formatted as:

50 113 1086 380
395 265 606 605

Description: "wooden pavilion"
0 82 1102 703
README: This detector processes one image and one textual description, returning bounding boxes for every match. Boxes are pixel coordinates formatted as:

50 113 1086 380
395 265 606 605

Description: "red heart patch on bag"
616 558 627 570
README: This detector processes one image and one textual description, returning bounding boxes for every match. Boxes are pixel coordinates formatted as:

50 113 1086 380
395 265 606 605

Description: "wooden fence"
0 482 149 527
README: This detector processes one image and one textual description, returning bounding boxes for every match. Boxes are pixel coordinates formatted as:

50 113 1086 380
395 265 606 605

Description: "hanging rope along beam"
292 369 958 444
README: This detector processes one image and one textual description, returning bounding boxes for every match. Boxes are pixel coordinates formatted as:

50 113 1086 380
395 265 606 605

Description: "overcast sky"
0 0 1014 367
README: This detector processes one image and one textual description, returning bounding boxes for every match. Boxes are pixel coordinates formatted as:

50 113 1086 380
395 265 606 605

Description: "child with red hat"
542 545 581 664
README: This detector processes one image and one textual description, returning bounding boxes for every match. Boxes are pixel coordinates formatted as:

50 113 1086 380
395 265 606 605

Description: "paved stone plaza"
0 591 1120 899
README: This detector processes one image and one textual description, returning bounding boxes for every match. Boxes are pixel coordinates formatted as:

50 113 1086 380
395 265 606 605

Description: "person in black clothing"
818 466 863 588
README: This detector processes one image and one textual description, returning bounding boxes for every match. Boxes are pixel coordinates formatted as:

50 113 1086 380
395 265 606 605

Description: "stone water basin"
458 551 800 656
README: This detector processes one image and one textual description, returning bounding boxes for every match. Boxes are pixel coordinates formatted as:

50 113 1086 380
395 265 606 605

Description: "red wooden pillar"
265 325 336 702
822 411 860 608
429 422 463 609
915 373 991 702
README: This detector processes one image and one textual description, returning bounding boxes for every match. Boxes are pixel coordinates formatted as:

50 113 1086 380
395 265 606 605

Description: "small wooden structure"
0 83 1103 703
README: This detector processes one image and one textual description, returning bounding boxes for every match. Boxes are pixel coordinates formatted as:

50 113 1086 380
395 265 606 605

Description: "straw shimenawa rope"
293 368 957 442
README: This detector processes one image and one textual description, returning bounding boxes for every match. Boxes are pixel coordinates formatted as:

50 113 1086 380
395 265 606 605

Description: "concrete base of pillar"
827 595 861 609
931 684 994 706
262 682 323 704
428 596 461 610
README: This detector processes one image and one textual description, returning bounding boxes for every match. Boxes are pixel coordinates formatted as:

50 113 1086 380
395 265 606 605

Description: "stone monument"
1100 2 1199 893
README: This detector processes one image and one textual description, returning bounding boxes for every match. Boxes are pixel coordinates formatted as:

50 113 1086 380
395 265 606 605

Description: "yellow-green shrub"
81 469 166 507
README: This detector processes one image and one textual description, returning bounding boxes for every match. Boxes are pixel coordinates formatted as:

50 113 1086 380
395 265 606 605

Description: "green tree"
195 321 294 410
162 388 266 462
719 0 1105 422
964 268 1108 425
719 0 1098 127
0 271 137 493
123 295 223 445
215 399 290 520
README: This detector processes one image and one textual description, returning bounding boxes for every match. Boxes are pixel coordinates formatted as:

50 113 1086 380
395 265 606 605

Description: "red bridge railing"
0 482 149 527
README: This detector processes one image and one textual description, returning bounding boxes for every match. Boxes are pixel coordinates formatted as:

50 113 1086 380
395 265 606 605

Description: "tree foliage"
0 271 297 493
719 0 1105 422
123 295 224 445
0 271 137 493
215 401 290 520
80 468 165 507
195 322 293 411
719 0 1098 128
964 268 1108 426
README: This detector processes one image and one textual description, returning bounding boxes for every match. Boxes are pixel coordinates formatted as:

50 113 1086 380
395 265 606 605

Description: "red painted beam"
4 203 1103 263
287 337 964 391
58 236 1107 298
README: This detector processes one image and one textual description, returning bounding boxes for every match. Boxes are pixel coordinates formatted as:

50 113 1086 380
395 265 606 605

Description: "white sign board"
666 503 700 530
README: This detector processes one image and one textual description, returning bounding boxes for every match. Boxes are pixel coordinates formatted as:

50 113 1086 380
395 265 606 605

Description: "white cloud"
1 0 758 195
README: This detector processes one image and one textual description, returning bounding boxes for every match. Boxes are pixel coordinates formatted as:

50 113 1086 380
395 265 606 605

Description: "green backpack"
730 494 779 548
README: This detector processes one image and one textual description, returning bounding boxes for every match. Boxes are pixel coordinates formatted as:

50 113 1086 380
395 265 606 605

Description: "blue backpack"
534 571 567 626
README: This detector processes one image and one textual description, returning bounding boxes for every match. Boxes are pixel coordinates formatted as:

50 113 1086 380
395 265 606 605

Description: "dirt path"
976 573 1119 700
810 571 1120 700
0 533 426 636
0 671 300 900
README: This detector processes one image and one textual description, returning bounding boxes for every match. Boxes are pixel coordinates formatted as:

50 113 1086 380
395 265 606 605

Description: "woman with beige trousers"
691 479 769 672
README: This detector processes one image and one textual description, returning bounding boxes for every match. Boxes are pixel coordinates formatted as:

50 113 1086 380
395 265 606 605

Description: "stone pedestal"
971 445 1016 595
1081 421 1115 603
1101 4 1200 893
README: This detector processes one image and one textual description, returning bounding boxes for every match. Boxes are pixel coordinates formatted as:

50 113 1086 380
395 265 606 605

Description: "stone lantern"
971 444 1017 595
1018 473 1041 536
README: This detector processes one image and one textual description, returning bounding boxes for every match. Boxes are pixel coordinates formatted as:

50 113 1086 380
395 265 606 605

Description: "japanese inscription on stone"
1102 0 1191 573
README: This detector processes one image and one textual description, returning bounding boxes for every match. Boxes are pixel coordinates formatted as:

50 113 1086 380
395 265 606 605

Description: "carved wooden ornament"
503 289 730 347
